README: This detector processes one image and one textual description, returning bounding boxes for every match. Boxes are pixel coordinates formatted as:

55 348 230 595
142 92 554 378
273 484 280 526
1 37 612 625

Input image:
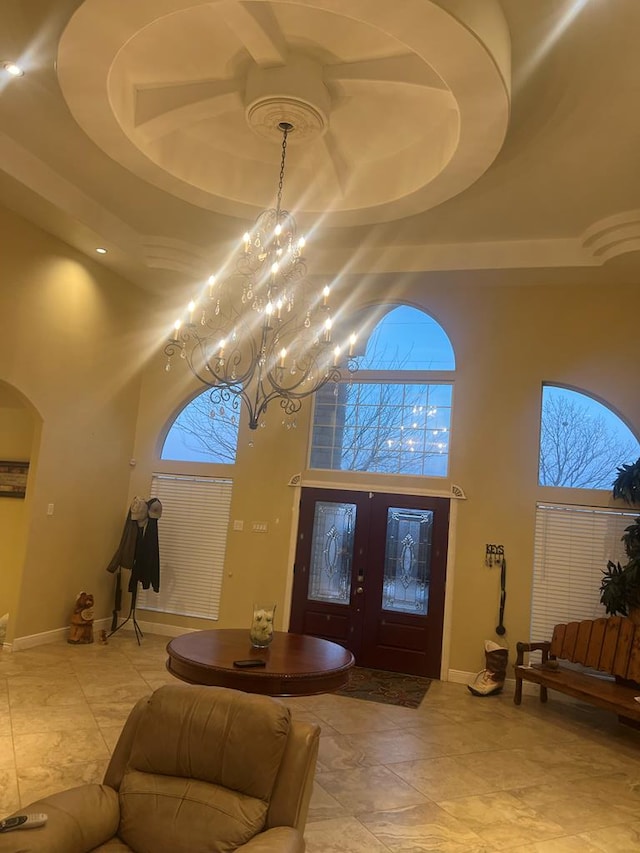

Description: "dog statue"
68 591 95 644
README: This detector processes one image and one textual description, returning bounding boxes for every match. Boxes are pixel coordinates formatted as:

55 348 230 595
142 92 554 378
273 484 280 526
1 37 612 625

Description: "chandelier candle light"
165 122 358 430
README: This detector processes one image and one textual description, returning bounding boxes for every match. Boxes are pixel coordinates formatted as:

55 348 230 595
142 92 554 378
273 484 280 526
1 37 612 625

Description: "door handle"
356 586 364 594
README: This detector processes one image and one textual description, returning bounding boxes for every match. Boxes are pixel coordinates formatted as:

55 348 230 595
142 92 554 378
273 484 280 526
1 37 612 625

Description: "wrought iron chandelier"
165 121 357 430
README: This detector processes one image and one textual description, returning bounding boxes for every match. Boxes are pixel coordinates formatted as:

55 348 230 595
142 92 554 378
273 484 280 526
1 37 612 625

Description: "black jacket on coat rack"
106 496 162 643
128 500 161 593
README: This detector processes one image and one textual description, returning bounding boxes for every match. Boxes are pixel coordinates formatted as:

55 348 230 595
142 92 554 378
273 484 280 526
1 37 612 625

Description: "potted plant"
600 457 640 622
612 458 640 505
600 558 640 618
621 516 640 560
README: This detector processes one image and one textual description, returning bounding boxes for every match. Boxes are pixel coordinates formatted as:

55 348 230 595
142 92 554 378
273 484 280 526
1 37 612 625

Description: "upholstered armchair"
0 684 320 853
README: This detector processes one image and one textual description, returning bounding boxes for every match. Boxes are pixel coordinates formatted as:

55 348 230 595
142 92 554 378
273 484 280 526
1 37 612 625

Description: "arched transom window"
309 305 455 477
539 384 640 489
161 389 240 464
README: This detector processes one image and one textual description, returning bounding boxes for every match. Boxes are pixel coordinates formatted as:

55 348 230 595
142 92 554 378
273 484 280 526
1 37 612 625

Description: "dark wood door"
289 488 449 678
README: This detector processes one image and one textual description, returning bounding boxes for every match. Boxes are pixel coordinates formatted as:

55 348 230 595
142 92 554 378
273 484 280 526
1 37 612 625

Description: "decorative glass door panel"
308 502 356 604
382 508 432 615
290 488 449 677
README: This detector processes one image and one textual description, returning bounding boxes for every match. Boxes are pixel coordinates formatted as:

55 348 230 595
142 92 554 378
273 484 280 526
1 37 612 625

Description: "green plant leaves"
599 459 640 615
612 457 640 505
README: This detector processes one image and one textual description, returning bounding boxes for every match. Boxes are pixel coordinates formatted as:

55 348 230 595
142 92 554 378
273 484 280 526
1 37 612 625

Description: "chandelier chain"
276 124 290 217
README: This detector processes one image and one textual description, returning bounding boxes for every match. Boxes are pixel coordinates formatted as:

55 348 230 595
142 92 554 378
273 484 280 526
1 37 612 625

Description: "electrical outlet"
252 522 268 533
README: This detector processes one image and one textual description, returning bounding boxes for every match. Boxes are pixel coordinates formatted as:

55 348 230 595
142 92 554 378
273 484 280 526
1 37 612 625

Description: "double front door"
289 488 449 678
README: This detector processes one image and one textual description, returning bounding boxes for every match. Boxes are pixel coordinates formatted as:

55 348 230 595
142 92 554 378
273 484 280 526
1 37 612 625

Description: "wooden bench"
514 616 640 724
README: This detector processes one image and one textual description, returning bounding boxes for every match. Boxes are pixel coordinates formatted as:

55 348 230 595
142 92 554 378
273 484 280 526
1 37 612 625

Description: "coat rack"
106 496 162 645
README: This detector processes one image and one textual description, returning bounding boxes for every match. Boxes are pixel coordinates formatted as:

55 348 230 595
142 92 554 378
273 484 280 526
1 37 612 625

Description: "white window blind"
531 503 636 644
136 474 232 620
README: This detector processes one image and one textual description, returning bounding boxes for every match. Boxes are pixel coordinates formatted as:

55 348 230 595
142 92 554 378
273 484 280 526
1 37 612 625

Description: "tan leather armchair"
0 684 320 853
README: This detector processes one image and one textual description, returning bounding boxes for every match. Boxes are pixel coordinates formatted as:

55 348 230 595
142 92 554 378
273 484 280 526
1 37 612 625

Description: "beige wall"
130 363 309 634
132 274 639 674
0 205 146 642
3 198 638 675
407 278 637 672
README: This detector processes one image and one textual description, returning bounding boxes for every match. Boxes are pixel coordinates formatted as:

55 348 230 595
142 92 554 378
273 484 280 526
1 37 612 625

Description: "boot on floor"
468 640 508 696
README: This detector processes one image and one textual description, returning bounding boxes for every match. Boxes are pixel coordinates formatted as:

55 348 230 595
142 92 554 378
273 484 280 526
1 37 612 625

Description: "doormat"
336 666 431 708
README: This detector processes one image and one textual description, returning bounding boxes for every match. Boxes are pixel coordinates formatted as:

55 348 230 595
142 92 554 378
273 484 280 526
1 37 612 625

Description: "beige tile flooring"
2 634 640 852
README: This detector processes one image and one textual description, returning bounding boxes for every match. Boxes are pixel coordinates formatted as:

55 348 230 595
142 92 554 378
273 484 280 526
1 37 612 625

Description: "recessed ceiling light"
95 247 107 254
2 62 24 77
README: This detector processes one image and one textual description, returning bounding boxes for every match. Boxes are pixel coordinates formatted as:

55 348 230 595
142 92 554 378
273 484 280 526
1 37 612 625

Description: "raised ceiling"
1 0 639 297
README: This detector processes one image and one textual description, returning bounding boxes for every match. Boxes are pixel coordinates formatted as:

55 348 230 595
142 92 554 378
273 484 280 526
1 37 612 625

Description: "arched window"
161 389 239 464
309 305 455 477
359 305 455 371
539 385 640 488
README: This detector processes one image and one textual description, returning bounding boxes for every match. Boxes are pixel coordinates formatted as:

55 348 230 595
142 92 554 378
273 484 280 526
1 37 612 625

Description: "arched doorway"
0 381 41 647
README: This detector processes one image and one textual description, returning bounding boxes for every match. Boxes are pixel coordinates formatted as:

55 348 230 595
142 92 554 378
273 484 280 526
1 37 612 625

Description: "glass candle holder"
250 603 276 648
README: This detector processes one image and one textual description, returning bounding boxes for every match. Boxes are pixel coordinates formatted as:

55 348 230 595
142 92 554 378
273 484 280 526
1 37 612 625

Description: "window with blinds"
531 503 637 644
136 474 233 620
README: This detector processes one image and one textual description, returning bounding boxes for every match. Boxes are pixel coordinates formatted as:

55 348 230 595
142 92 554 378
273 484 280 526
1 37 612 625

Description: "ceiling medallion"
246 98 327 144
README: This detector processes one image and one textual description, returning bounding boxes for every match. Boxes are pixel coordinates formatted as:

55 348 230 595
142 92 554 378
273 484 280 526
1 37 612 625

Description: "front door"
289 488 449 677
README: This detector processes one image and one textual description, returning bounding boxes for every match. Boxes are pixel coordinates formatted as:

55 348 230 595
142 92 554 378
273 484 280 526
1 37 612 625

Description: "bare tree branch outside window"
311 332 452 477
539 390 639 489
311 379 451 477
163 391 240 463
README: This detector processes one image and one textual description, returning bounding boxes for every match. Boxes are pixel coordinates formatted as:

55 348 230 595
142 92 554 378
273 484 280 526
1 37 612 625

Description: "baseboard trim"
12 625 76 651
447 669 474 684
9 618 192 651
108 619 197 639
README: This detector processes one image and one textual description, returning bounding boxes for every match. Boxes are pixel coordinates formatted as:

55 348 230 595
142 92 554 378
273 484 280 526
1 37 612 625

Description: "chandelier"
164 121 357 430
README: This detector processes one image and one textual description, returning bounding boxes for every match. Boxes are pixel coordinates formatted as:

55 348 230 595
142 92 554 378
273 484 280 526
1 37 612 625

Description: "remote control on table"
233 659 266 667
0 814 48 832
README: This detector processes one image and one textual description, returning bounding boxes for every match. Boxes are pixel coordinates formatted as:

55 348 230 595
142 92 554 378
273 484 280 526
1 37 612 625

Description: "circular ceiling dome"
57 0 511 226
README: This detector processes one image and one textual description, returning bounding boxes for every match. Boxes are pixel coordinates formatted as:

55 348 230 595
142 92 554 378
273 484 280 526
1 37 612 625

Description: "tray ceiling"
0 0 639 296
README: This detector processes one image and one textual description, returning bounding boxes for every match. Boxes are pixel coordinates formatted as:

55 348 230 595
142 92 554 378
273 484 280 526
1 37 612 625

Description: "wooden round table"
166 629 355 696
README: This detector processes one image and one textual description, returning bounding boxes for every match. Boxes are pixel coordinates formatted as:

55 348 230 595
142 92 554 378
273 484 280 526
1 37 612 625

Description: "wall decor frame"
0 461 29 498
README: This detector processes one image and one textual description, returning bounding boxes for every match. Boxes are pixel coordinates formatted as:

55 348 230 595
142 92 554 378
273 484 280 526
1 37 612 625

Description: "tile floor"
2 633 640 851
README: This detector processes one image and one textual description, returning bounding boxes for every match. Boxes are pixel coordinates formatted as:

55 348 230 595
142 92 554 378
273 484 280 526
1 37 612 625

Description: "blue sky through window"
311 306 454 477
539 385 639 489
359 305 455 371
161 390 239 464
